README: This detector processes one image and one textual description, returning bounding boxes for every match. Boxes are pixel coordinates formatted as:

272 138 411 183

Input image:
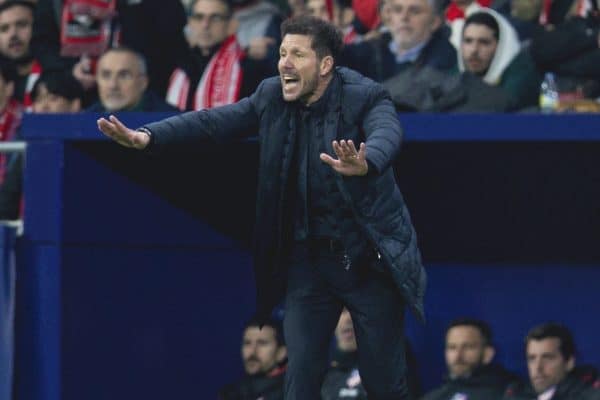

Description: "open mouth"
282 75 300 89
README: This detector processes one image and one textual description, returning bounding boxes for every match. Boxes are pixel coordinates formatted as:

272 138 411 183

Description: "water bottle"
539 72 559 113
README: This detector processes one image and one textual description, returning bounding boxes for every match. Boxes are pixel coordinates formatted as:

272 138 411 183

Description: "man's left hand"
320 140 368 176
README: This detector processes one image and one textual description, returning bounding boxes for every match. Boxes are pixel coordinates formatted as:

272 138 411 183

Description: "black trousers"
283 242 408 400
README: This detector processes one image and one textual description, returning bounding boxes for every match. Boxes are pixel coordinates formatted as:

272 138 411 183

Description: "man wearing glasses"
87 47 176 113
166 0 276 111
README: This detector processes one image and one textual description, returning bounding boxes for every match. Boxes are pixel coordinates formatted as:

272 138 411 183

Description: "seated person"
87 47 177 112
167 0 274 111
219 317 287 400
340 0 457 82
503 323 600 400
31 70 83 113
421 318 519 400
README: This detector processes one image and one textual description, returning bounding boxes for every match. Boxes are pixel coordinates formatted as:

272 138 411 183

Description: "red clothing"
445 0 491 21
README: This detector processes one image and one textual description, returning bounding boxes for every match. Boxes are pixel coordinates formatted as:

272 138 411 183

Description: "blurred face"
388 0 440 51
445 326 493 378
334 309 357 352
32 83 81 113
0 5 33 61
307 0 330 21
241 326 286 376
0 74 13 111
187 0 230 51
278 34 333 105
96 51 148 112
461 23 498 76
527 338 574 394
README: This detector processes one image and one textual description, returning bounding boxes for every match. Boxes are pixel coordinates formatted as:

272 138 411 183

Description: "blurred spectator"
218 317 287 400
503 323 600 400
421 318 518 400
333 0 364 43
340 0 457 82
321 308 422 400
306 0 332 20
167 0 274 111
0 59 21 219
31 0 188 97
0 0 40 108
232 0 282 65
529 2 600 103
457 9 541 109
287 0 307 17
321 308 368 400
31 69 83 113
447 0 484 48
0 68 82 220
87 47 176 112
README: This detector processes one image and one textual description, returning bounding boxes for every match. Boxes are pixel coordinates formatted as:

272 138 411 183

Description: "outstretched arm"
97 115 151 150
320 139 368 176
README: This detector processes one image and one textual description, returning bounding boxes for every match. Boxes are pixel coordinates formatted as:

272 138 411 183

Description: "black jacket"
219 367 285 400
503 366 600 400
142 67 426 323
340 28 457 82
422 364 519 400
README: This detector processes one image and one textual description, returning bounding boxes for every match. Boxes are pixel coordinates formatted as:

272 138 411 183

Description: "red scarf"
0 100 23 184
166 36 244 111
23 60 42 112
60 0 119 57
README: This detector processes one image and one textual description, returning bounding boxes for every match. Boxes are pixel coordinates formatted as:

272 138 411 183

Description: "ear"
140 74 149 92
275 345 287 363
70 98 82 112
566 356 575 372
320 55 334 76
5 81 14 99
483 346 495 364
431 14 442 31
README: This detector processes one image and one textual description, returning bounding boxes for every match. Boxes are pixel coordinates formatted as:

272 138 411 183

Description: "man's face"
279 34 330 105
0 5 33 61
445 326 491 378
334 309 357 352
527 338 574 394
96 51 148 112
461 23 498 76
187 0 230 51
388 0 440 51
306 0 330 21
241 326 285 376
32 83 80 113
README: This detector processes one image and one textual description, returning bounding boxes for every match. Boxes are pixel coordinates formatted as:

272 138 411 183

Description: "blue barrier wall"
0 225 16 400
15 113 600 399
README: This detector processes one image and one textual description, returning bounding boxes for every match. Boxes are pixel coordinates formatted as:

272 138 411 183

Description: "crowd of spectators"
0 0 597 216
219 315 600 400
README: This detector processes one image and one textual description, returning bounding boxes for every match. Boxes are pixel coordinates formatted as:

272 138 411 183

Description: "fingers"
332 140 363 161
319 152 337 167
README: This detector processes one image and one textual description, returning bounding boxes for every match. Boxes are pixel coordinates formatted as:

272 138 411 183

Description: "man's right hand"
97 115 150 150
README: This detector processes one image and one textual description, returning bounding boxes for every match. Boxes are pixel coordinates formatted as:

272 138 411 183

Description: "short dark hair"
281 16 343 62
463 12 500 41
446 318 493 347
189 0 233 17
0 59 18 84
0 0 35 15
244 317 285 347
31 70 84 102
525 323 576 361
